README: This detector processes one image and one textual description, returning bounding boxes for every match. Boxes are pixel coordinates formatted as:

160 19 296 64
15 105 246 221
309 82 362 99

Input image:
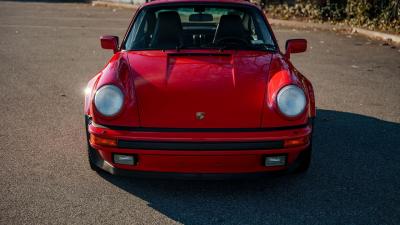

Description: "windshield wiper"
252 43 276 51
172 43 277 52
199 40 276 51
175 42 188 52
205 42 250 51
216 43 276 52
160 43 185 52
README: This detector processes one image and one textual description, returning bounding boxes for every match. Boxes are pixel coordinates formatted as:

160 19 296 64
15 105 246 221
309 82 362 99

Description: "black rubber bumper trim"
101 168 287 180
91 121 310 133
117 140 284 150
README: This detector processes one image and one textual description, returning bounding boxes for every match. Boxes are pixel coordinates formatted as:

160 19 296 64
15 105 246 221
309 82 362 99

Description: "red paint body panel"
83 0 316 175
128 50 271 128
89 52 141 127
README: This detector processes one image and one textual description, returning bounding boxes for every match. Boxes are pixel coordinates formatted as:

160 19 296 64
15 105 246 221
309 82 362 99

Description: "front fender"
86 52 140 127
303 76 316 118
262 55 309 128
295 70 315 119
84 74 100 116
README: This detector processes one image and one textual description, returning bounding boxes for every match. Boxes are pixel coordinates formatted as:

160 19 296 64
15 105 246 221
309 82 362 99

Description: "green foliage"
265 3 321 20
262 0 400 33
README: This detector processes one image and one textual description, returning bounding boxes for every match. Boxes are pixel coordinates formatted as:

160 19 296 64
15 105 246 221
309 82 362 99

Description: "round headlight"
277 85 306 117
94 85 124 117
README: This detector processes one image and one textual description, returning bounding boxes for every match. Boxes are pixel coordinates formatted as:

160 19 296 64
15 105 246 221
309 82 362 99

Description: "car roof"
143 0 259 8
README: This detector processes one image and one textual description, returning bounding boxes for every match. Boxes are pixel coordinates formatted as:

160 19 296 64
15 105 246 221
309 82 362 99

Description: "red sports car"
84 0 315 178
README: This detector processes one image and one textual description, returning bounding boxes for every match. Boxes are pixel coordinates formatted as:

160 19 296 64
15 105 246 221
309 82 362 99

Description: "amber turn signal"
90 134 117 147
284 136 309 148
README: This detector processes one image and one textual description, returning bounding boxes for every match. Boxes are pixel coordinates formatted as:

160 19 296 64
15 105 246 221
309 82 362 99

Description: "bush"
260 0 400 33
345 0 400 32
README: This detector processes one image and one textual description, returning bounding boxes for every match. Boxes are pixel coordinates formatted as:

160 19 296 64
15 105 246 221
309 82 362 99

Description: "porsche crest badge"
196 112 205 120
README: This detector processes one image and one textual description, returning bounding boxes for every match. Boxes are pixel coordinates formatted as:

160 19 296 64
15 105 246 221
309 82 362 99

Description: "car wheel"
85 116 102 172
293 144 312 173
87 145 102 172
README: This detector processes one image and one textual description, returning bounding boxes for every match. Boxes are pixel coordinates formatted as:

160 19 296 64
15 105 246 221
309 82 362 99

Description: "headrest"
150 11 183 49
213 15 246 43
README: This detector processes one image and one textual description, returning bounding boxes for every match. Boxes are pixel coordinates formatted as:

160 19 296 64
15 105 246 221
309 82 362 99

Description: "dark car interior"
125 6 275 51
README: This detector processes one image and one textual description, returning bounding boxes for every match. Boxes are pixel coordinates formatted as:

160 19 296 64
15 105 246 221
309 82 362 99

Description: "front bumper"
87 119 312 177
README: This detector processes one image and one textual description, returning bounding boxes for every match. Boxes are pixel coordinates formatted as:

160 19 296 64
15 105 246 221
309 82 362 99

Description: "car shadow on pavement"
98 109 400 224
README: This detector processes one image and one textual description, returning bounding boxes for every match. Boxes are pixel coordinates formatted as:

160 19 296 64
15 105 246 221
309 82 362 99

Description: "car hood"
127 50 273 128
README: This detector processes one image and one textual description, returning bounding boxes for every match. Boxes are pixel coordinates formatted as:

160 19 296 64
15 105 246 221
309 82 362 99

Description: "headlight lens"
277 85 306 117
94 85 124 117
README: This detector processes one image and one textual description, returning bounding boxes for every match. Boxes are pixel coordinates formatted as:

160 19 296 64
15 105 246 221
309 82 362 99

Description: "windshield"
124 4 276 51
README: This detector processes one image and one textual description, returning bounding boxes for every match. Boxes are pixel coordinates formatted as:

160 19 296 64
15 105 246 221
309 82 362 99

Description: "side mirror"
285 39 307 59
100 35 119 53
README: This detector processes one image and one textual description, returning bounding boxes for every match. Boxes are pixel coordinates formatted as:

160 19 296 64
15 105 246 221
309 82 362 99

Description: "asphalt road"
0 1 400 225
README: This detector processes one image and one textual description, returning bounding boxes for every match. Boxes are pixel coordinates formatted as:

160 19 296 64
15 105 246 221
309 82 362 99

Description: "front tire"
292 144 312 173
85 116 102 172
293 120 314 174
87 145 102 172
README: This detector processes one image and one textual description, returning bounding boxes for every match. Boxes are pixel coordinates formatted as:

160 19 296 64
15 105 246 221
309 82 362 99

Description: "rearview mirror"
100 35 119 53
285 39 307 59
189 13 213 22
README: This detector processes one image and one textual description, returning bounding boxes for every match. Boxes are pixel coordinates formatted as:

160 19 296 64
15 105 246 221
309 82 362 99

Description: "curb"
351 27 400 45
92 1 139 9
91 1 400 45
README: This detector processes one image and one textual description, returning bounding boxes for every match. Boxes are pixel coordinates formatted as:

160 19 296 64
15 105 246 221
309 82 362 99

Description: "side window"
250 16 263 43
242 13 259 41
242 14 250 32
143 20 148 34
125 10 157 49
253 13 274 45
242 13 264 42
249 17 256 36
125 11 145 50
